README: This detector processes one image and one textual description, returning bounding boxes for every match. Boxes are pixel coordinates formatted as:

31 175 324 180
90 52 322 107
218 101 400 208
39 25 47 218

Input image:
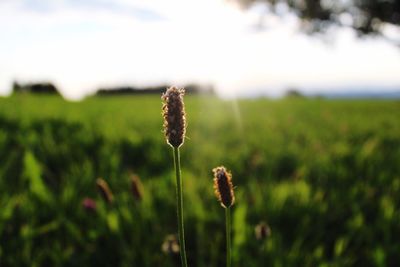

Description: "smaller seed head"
255 221 271 240
96 178 114 204
162 86 186 148
213 166 235 208
161 234 180 254
130 173 144 202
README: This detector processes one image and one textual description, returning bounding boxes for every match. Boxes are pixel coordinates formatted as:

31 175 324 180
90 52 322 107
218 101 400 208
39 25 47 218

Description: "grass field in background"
0 94 399 266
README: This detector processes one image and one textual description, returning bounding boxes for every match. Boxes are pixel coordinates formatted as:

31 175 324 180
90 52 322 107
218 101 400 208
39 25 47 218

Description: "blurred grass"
0 94 399 266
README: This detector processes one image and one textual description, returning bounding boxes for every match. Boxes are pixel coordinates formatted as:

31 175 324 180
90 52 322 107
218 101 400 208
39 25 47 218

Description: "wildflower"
162 234 180 254
130 173 143 202
96 178 114 204
213 166 235 208
82 197 97 212
255 221 271 240
162 86 186 148
162 86 189 267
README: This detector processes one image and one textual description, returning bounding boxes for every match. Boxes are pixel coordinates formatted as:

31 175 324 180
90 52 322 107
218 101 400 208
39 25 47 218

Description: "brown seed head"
96 178 114 204
130 173 144 202
213 166 235 208
255 221 271 240
161 234 180 254
162 86 186 148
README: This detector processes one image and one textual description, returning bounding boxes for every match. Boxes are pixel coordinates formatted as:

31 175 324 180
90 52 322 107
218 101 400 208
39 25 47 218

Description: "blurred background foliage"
235 0 400 40
0 94 399 266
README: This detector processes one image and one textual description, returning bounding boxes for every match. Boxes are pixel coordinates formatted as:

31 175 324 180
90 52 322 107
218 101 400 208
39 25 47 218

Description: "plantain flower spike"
96 178 114 204
213 166 235 208
161 234 180 255
162 86 186 148
130 173 144 202
255 221 271 240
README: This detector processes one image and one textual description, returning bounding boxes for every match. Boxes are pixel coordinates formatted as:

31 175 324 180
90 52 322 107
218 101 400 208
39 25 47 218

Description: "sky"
0 0 400 100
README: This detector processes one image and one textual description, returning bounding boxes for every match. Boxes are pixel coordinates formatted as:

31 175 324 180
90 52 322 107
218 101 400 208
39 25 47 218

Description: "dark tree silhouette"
235 0 400 39
12 81 61 95
285 88 304 98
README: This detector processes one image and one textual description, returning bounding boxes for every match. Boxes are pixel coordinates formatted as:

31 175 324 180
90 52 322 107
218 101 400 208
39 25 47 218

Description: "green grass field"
0 94 399 266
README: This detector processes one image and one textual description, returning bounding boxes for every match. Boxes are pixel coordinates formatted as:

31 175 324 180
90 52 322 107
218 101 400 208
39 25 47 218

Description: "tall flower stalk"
213 166 235 267
162 87 188 267
225 208 231 267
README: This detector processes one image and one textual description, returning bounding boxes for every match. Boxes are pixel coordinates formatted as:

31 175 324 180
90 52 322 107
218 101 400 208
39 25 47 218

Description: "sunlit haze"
1 0 400 99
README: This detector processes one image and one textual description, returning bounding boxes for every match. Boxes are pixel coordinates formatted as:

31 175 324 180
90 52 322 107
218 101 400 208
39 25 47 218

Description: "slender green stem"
226 207 231 267
173 147 188 267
